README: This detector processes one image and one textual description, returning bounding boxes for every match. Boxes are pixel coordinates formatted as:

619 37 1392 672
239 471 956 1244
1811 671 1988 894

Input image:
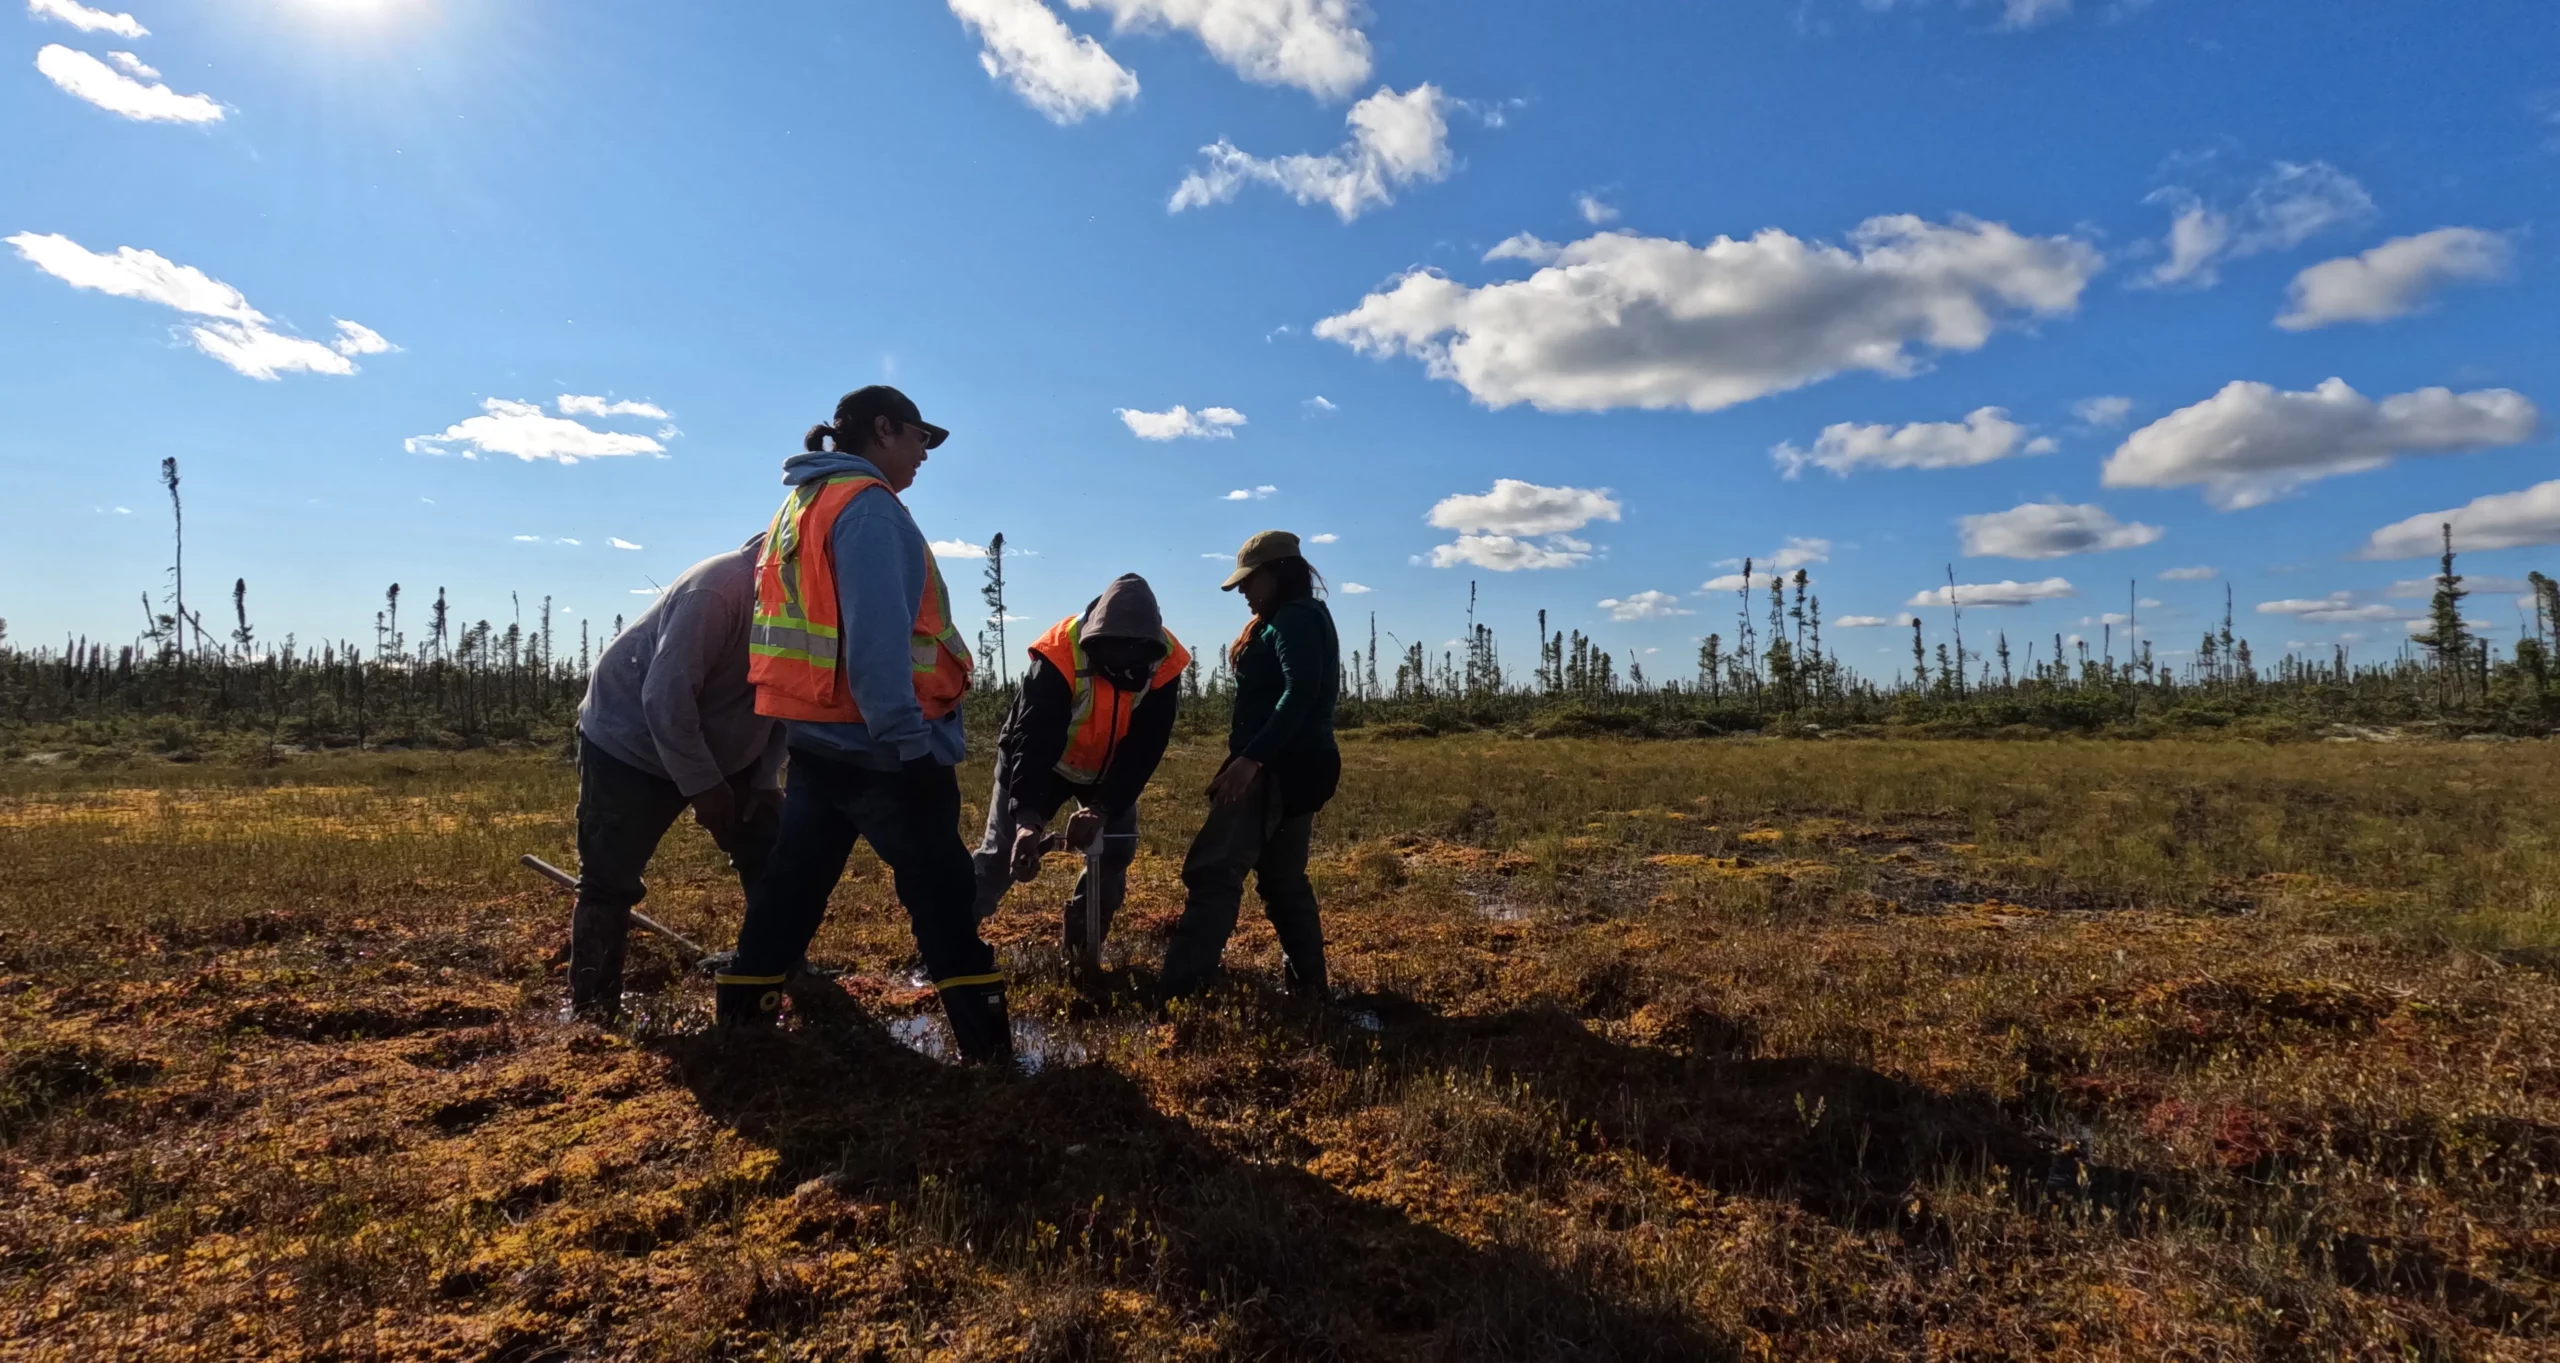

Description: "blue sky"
4 0 2556 678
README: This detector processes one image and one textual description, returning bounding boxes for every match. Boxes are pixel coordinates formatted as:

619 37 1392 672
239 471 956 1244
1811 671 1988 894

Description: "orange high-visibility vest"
1026 613 1190 784
748 474 973 724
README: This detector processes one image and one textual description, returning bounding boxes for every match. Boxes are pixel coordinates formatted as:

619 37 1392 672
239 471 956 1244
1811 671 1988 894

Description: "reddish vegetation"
2 739 2556 1358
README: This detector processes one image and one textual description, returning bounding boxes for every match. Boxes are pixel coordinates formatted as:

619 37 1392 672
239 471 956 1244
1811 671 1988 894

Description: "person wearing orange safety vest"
972 575 1188 966
715 386 1011 1064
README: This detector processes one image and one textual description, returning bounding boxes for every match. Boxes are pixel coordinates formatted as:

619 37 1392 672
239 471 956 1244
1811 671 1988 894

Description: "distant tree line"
2 459 2554 751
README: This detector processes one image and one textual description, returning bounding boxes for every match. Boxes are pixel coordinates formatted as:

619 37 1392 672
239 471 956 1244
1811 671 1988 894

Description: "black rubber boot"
714 974 787 1029
938 982 1014 1066
567 901 631 1021
1282 949 1329 1004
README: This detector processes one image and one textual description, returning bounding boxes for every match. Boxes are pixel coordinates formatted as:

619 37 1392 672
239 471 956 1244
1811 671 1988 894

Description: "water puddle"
888 1011 1093 1074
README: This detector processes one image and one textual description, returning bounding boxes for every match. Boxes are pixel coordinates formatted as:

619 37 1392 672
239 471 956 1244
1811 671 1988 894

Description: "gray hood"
1081 574 1163 642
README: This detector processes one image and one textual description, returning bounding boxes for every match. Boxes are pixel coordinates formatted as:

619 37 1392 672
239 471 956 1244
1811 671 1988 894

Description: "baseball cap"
834 385 948 449
1221 529 1302 590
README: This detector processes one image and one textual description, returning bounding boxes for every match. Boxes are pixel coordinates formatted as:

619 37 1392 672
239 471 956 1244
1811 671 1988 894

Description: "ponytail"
803 422 836 453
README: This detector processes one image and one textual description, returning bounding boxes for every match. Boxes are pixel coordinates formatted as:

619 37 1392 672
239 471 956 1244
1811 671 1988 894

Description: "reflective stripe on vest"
1026 613 1190 784
749 474 974 723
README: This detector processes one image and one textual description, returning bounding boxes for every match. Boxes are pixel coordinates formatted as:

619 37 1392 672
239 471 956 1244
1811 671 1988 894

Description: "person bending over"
974 574 1187 971
567 534 785 1020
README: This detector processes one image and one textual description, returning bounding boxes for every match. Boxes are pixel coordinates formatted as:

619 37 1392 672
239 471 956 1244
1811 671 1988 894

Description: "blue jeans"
730 746 994 990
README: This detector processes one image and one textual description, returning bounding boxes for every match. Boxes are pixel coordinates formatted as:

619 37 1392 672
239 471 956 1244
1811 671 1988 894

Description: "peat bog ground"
2 737 2557 1360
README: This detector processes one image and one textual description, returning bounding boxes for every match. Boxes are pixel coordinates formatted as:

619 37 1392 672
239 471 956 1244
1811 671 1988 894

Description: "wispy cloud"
7 231 389 378
1117 404 1246 440
35 44 221 122
946 0 1138 123
28 0 148 38
2142 161 2373 289
1223 484 1277 501
1171 84 1453 222
407 398 670 464
1598 590 1690 621
609 537 643 551
560 395 670 420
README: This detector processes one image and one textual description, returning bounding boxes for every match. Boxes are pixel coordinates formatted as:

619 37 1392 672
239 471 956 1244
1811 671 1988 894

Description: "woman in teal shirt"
1161 531 1341 1000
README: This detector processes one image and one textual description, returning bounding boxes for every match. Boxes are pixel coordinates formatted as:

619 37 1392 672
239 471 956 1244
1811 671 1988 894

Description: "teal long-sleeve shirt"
1230 596 1339 765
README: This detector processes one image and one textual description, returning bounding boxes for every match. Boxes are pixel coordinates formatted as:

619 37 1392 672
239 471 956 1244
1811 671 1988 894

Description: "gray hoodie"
577 535 786 796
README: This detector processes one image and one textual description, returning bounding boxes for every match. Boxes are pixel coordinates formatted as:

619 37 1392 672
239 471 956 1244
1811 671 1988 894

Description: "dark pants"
571 734 774 1013
1161 771 1325 999
973 764 1140 957
731 747 995 991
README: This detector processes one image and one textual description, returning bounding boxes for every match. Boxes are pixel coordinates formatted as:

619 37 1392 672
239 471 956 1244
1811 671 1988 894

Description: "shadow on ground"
659 976 1732 1361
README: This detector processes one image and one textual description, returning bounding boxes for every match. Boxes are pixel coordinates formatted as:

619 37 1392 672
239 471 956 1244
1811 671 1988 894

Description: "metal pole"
518 853 713 964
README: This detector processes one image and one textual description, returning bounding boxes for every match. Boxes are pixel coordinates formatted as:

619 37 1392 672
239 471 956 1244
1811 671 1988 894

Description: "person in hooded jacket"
715 386 1012 1063
974 575 1188 969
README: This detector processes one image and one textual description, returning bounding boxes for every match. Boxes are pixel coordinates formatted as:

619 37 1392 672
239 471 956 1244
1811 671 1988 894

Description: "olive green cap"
1220 529 1301 590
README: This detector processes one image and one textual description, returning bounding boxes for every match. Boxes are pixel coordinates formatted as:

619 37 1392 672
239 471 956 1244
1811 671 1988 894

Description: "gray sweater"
576 535 786 796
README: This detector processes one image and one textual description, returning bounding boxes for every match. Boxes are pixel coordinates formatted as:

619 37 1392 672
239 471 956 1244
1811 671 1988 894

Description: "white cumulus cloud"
2359 480 2560 559
2276 227 2515 331
1223 484 1277 501
1429 535 1589 572
2142 161 2373 289
406 398 670 464
1338 581 1372 593
1599 590 1689 622
1426 479 1620 537
104 49 153 77
2102 377 2539 509
1317 215 2100 413
559 394 669 420
7 231 390 379
35 44 221 122
947 0 1139 123
1307 532 1338 543
930 539 992 559
1170 84 1450 222
2158 565 2218 581
1831 615 1902 628
1958 502 2163 559
29 0 146 37
1907 578 2077 608
1575 193 1619 225
609 537 643 551
1774 406 2053 477
1117 404 1246 439
1063 0 1372 99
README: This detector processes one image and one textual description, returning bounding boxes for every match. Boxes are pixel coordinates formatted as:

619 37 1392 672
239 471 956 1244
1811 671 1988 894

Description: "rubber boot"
714 974 787 1030
567 901 631 1022
1282 949 1329 1005
938 982 1014 1066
